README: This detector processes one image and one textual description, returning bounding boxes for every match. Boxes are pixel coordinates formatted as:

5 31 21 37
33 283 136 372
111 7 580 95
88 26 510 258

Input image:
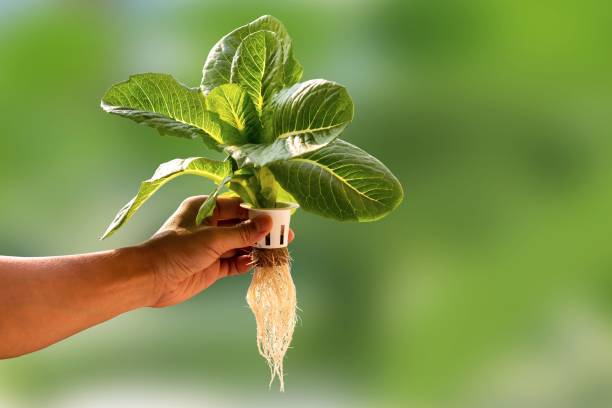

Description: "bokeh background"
1 0 611 407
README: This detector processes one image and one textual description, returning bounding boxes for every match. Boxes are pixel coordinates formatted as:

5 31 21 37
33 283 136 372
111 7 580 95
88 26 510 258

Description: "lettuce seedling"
100 15 403 390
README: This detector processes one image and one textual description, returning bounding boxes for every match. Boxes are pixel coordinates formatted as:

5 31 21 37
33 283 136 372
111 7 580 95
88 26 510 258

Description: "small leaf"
275 182 297 204
229 179 257 207
206 84 259 144
268 139 403 221
101 73 224 150
256 167 278 208
226 79 354 166
196 176 232 225
201 15 302 93
230 30 284 115
219 191 240 198
229 170 261 207
101 157 232 239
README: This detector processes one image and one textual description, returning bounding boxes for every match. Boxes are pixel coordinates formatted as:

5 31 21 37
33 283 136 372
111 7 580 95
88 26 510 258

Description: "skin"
0 196 294 359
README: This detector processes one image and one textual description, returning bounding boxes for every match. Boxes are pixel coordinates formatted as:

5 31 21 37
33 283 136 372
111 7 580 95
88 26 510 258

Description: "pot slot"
280 225 286 245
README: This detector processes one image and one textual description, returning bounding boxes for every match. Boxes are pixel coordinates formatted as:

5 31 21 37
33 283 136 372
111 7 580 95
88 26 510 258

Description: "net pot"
240 202 299 249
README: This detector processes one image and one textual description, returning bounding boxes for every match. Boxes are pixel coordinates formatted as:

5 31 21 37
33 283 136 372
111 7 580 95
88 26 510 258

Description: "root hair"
247 247 297 391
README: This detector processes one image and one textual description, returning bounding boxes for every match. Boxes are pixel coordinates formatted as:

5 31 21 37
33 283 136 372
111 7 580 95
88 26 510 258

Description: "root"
247 248 297 392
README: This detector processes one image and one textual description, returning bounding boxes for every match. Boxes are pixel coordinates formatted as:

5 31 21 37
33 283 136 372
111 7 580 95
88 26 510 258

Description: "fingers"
175 219 293 298
220 247 250 259
288 228 295 243
216 227 294 257
177 195 207 219
196 196 249 227
165 197 297 245
175 196 248 227
211 197 249 222
217 219 247 227
200 214 272 255
219 229 293 258
219 227 293 258
220 255 253 277
195 254 252 293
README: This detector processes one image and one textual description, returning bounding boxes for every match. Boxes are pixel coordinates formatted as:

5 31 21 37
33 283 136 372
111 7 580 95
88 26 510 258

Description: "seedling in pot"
100 15 403 391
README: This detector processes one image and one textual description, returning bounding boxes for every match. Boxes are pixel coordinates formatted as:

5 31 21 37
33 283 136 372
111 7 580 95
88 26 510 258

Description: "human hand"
141 196 293 308
0 195 299 358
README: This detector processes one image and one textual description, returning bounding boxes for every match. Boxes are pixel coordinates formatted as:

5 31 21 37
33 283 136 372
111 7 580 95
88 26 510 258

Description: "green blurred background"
1 0 611 407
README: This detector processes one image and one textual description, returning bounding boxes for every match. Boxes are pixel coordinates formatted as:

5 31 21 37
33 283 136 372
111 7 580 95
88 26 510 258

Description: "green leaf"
219 191 240 198
263 79 354 141
206 84 259 144
201 15 302 93
282 48 303 87
230 30 284 115
268 139 403 222
196 176 232 225
101 157 233 239
227 166 291 208
255 167 278 208
229 177 259 207
275 182 297 204
229 169 262 207
225 79 354 166
101 73 224 150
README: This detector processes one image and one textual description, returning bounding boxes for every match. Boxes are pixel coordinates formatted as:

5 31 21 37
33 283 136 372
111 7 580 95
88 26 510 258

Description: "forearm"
0 246 153 359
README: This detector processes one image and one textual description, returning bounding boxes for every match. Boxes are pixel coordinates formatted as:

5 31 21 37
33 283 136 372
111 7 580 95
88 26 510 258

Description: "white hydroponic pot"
240 202 299 249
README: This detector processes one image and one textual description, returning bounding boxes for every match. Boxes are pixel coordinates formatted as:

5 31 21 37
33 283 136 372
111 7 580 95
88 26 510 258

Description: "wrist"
111 244 157 309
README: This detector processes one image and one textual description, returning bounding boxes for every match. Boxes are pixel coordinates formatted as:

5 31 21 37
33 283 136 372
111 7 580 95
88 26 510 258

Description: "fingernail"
252 215 271 233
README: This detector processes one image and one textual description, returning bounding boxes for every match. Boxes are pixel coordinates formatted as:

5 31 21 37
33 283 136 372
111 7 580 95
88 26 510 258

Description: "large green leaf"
262 79 354 142
230 30 284 115
206 84 259 144
268 139 403 221
201 15 302 93
101 73 224 150
225 79 354 166
101 157 232 239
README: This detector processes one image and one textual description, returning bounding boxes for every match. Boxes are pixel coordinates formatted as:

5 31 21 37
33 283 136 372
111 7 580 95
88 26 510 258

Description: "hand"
0 196 298 358
141 196 293 308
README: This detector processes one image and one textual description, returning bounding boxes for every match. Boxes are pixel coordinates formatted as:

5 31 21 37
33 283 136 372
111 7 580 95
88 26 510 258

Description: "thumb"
203 214 273 255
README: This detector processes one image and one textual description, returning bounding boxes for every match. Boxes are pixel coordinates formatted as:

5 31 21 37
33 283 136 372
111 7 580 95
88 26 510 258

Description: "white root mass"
246 248 297 392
